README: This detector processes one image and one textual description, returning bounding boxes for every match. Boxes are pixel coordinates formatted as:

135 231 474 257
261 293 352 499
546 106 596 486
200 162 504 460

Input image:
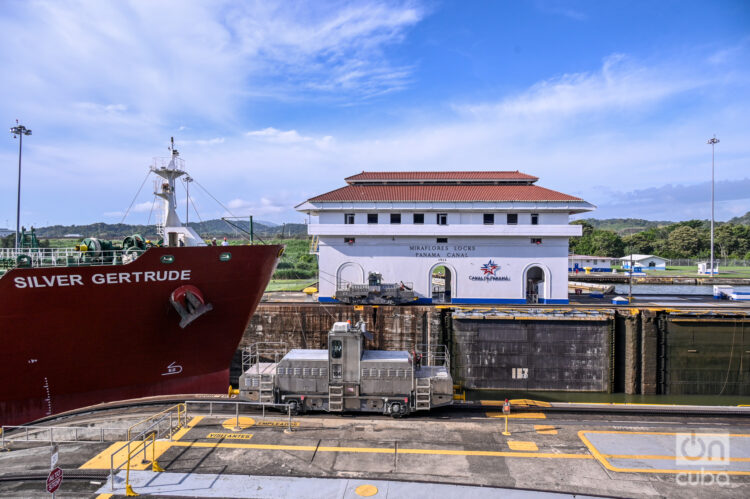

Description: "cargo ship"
0 141 282 425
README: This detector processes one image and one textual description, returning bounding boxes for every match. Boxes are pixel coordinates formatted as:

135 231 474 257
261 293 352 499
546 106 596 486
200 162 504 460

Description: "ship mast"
150 138 205 247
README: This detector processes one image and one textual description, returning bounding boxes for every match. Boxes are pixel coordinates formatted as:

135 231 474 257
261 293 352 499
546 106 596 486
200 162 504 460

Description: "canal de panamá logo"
471 260 510 282
480 260 499 276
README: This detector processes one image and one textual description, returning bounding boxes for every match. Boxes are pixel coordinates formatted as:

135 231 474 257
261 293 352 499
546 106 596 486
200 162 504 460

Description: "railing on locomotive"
242 342 289 373
415 343 450 371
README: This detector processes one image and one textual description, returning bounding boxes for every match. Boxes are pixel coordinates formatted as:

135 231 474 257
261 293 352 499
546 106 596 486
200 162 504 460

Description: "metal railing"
0 247 143 270
127 403 187 440
184 400 295 432
110 406 184 491
416 343 450 371
242 342 288 373
1 424 128 446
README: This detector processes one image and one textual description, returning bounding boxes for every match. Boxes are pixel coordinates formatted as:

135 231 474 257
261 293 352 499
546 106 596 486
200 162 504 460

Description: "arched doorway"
431 265 452 304
525 266 545 304
337 262 364 292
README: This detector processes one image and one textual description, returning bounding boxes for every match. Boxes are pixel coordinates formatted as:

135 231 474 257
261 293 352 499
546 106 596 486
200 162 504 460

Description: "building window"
437 238 448 243
437 213 448 225
344 213 354 224
507 213 518 225
531 238 542 245
344 237 355 244
531 213 539 225
367 213 378 224
483 213 494 225
413 213 424 224
390 213 401 224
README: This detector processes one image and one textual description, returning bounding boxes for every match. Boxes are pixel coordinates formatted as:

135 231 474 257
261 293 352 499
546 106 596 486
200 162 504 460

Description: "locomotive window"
331 340 343 359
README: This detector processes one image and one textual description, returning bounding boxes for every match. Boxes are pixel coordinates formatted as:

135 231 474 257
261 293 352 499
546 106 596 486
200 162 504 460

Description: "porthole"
160 255 175 264
220 252 232 262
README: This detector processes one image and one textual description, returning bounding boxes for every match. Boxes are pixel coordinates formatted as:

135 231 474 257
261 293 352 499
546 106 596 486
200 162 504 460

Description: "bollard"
502 399 511 436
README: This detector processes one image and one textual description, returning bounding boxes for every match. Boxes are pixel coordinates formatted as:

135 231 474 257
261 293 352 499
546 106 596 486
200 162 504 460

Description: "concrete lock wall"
662 317 750 396
451 319 613 392
235 304 750 396
231 304 445 386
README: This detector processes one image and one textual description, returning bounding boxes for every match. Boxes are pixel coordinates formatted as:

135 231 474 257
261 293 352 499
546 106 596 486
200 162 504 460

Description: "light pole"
707 135 719 275
10 121 32 251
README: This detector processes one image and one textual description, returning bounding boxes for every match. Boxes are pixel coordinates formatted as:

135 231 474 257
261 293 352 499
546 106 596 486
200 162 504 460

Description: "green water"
466 390 750 406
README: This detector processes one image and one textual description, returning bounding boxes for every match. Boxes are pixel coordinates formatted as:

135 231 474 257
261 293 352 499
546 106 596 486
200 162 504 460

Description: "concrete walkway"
100 471 600 498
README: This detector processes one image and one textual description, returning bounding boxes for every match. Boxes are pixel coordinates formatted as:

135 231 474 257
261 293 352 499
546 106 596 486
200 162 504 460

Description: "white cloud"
245 127 333 148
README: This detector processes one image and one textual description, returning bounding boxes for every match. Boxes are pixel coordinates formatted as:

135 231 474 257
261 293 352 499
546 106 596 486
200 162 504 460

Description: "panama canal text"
13 270 192 289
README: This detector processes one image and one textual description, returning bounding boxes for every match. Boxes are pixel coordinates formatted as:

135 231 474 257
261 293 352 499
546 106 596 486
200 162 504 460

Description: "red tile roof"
307 184 582 203
345 171 538 183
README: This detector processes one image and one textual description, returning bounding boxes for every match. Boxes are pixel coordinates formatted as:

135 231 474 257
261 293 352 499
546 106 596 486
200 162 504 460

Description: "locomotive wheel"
389 402 402 418
287 400 300 416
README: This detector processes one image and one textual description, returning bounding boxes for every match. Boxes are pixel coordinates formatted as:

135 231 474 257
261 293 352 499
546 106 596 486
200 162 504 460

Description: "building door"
525 266 544 304
431 265 452 304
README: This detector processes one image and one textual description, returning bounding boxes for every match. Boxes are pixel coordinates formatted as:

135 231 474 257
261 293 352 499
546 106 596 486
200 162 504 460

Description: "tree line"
570 219 750 260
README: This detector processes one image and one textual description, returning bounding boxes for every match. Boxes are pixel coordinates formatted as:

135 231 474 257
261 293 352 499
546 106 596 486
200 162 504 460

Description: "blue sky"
1 0 749 227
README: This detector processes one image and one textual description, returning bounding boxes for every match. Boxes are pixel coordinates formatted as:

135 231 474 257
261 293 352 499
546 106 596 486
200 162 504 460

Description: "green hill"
728 211 750 226
32 219 308 240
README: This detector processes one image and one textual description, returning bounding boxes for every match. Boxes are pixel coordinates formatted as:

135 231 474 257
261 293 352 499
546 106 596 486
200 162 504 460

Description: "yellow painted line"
80 441 127 470
95 494 114 499
81 416 204 470
172 415 203 441
601 453 750 462
510 399 551 408
535 425 558 435
578 430 750 476
508 441 538 451
582 430 750 437
163 440 591 460
485 412 547 419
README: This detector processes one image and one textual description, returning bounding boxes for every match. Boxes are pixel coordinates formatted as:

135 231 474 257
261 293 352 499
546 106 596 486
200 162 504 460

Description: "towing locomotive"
238 321 453 417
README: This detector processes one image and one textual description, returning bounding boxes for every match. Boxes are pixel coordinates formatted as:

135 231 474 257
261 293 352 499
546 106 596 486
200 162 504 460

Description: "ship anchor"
170 285 214 328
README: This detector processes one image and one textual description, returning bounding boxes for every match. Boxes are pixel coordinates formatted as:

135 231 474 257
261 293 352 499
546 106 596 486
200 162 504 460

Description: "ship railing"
242 342 288 373
1 424 129 447
0 247 142 269
415 343 450 371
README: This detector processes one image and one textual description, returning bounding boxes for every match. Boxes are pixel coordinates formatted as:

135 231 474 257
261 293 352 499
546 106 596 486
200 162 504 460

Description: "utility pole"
707 135 720 275
10 121 32 251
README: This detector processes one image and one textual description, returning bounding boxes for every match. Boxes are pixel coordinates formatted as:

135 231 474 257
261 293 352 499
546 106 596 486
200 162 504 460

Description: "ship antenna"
169 136 179 158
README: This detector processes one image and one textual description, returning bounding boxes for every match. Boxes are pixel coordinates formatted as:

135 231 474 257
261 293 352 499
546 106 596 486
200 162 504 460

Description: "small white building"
297 171 595 305
620 254 667 271
568 254 614 272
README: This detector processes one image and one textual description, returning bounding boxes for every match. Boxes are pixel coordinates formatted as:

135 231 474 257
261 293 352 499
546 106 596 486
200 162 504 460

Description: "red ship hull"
0 244 281 426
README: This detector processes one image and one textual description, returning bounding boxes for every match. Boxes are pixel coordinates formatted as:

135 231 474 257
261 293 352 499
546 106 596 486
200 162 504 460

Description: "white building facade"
568 255 614 272
620 254 667 271
296 172 594 305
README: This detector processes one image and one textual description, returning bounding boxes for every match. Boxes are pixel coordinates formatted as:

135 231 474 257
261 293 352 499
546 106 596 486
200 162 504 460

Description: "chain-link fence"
667 258 750 267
